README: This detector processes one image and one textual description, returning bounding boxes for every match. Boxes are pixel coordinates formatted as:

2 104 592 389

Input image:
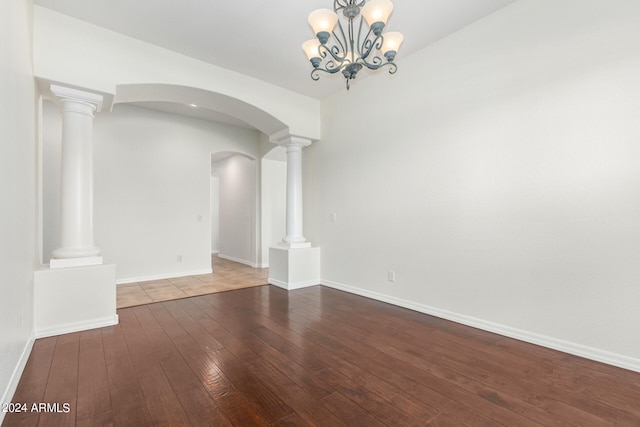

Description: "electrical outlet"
388 270 396 282
330 212 337 222
177 255 183 263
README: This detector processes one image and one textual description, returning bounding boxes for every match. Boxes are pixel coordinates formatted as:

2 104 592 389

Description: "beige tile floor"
117 255 269 309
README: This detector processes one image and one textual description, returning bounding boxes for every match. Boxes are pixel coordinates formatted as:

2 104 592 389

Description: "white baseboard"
322 279 640 374
218 254 265 269
116 269 212 285
0 334 35 425
35 314 119 339
269 277 319 291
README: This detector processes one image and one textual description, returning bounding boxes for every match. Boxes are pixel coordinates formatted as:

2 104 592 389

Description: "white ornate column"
34 83 117 337
49 84 103 268
268 134 320 290
280 136 311 248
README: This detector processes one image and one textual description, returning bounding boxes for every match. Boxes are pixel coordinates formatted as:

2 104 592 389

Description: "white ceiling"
34 0 517 100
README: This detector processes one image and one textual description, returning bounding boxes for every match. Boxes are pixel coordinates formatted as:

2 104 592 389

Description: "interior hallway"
116 255 269 308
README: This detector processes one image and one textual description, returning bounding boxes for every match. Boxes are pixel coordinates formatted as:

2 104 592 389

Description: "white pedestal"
49 256 103 269
34 264 118 338
268 246 321 290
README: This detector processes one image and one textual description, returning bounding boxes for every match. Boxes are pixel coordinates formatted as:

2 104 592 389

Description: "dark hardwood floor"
4 285 640 426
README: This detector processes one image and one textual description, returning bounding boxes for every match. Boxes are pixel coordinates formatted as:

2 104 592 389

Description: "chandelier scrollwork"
302 0 404 90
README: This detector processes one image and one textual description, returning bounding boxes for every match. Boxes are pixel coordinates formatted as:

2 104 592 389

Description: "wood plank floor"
4 285 640 426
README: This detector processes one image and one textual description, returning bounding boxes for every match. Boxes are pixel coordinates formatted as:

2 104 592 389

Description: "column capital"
274 135 313 149
51 84 104 114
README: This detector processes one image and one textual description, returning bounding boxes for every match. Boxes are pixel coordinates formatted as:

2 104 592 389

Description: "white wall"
0 0 37 416
42 102 261 282
215 154 258 266
210 176 220 253
42 102 60 259
308 0 640 370
261 158 287 266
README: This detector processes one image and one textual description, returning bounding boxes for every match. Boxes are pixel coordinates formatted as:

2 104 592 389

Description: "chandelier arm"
347 15 357 63
333 19 349 60
356 13 365 60
357 58 397 73
311 65 344 82
311 67 340 80
357 22 375 60
359 30 381 61
319 43 346 64
355 33 388 71
357 52 383 69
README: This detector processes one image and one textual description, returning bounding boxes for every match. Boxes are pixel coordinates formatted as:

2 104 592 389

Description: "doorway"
211 151 258 267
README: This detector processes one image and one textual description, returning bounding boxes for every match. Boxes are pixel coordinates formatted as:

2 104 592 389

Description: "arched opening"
113 83 291 271
114 83 289 137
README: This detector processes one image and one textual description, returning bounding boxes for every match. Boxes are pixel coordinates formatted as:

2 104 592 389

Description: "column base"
281 241 312 249
268 246 320 290
50 256 103 269
34 263 118 338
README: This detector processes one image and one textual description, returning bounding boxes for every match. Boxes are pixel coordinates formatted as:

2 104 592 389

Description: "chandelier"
302 0 404 90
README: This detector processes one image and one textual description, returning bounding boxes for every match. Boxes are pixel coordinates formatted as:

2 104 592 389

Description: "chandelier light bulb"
302 39 322 61
308 9 338 44
381 31 404 61
361 0 394 34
